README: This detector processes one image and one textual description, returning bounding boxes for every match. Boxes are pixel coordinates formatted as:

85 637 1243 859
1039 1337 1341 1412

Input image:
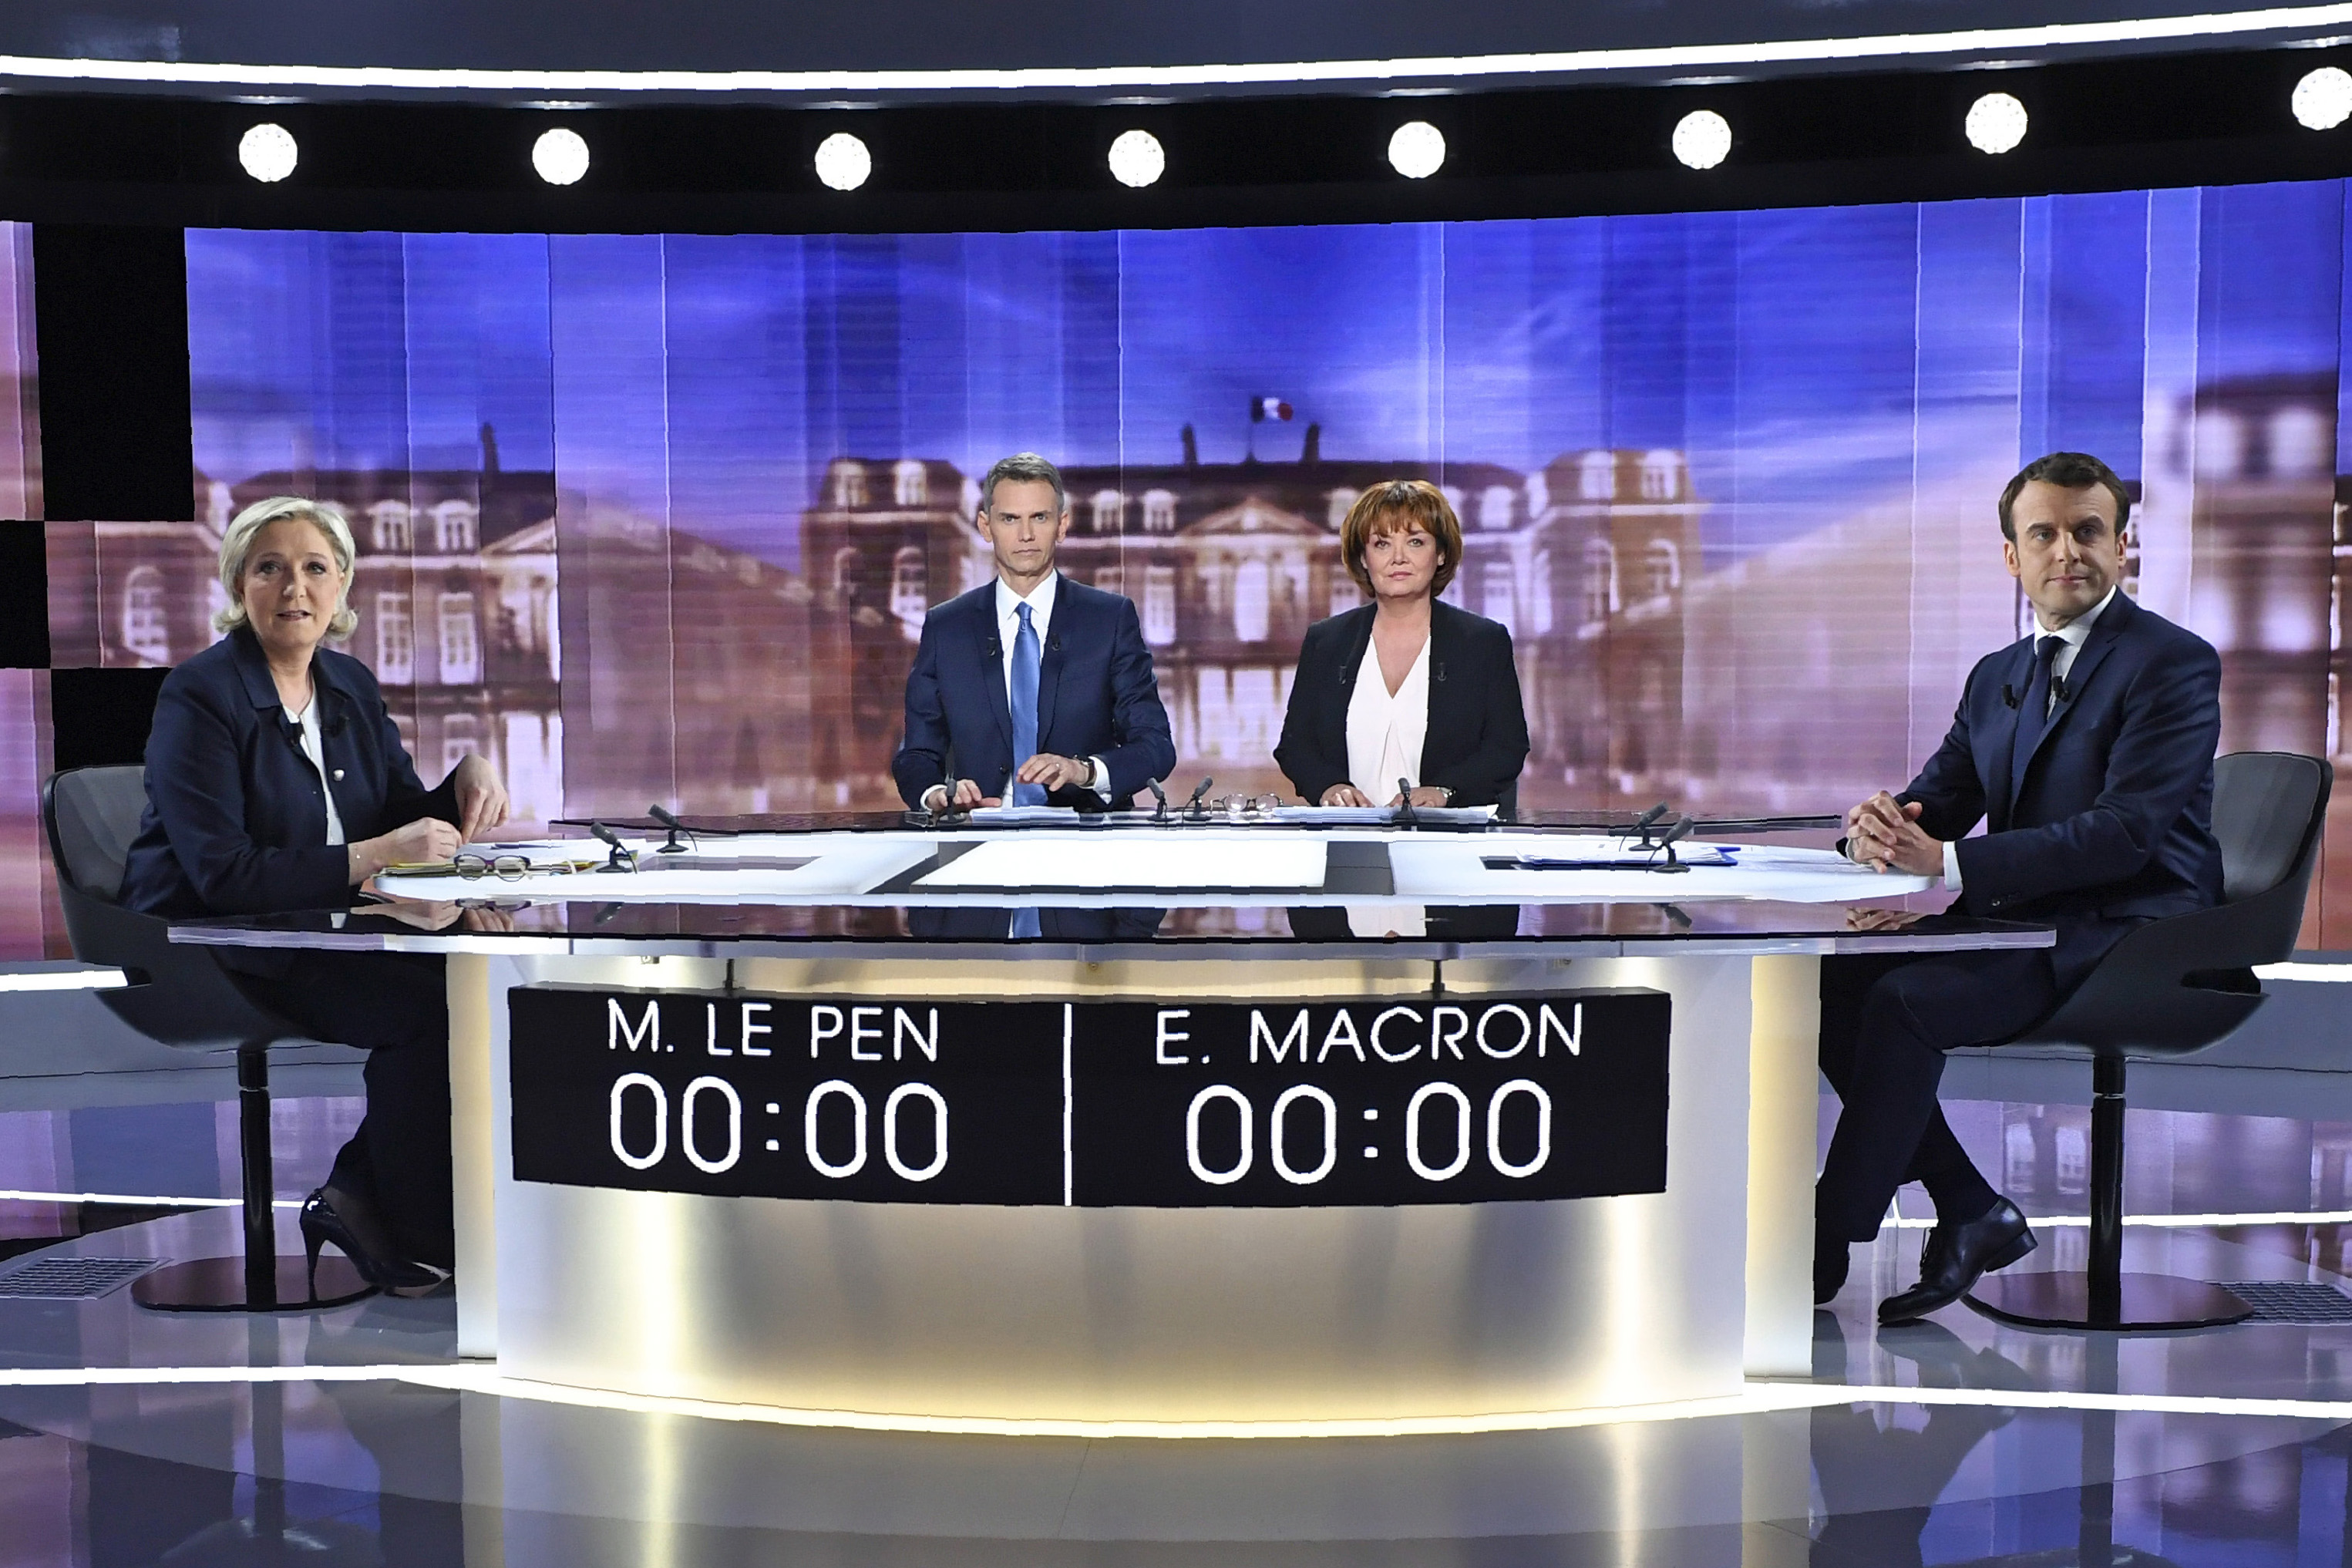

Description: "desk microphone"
647 803 691 855
1395 778 1418 827
587 820 637 873
1651 815 1695 873
1146 779 1170 823
1183 776 1215 821
1634 802 1670 833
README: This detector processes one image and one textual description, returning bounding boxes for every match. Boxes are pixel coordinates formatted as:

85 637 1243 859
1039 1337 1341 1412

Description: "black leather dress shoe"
1878 1196 2035 1325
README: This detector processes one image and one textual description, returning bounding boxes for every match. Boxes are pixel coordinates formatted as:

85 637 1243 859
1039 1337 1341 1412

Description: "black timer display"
508 987 1671 1209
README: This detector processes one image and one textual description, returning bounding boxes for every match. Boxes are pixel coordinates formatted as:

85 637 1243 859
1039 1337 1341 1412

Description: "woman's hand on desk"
348 817 463 883
1320 784 1375 807
352 895 519 933
451 753 510 841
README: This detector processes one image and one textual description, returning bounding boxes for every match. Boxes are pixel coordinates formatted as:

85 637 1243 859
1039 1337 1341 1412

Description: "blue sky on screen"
187 181 2348 573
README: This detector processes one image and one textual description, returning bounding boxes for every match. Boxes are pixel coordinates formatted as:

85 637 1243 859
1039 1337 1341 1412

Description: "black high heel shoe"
300 1187 449 1299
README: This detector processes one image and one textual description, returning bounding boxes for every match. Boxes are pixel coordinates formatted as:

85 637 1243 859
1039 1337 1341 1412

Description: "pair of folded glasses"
450 853 587 880
1213 794 1287 815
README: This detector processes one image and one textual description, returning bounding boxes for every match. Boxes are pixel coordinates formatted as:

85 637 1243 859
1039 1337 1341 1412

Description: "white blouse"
1343 634 1430 939
287 696 348 846
1344 634 1431 803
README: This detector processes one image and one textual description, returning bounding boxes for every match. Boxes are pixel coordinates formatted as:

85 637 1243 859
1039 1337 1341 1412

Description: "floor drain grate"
2219 1281 2352 1324
0 1257 162 1300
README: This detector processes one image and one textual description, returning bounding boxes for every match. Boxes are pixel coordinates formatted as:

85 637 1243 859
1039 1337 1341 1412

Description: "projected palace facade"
56 372 2346 823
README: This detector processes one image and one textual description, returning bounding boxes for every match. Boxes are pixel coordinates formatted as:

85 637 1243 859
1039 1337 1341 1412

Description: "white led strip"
0 969 126 993
0 1189 299 1210
0 6 2347 94
0 1363 2350 1438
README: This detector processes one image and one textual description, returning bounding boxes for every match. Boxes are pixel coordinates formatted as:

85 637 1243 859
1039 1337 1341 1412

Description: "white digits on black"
805 1080 868 1177
1185 1085 1253 1185
610 1074 667 1171
681 1076 742 1174
1270 1084 1338 1184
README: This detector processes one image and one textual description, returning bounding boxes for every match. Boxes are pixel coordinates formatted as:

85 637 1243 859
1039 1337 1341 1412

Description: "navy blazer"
1274 599 1530 809
120 627 459 918
1899 589 2223 991
892 576 1177 810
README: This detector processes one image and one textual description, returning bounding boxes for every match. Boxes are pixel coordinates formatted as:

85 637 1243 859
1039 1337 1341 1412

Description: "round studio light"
237 123 298 183
815 132 872 191
2294 66 2352 130
1671 109 1732 170
1965 92 2029 155
532 127 590 185
1388 120 1445 179
1108 129 1165 188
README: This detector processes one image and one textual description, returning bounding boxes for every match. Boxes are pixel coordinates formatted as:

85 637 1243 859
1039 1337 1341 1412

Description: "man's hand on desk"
1846 790 1945 877
1321 784 1375 806
1846 905 1926 932
1015 753 1097 793
922 779 998 813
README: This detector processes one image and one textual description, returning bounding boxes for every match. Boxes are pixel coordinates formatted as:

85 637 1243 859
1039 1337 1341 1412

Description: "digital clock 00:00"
508 986 1671 1208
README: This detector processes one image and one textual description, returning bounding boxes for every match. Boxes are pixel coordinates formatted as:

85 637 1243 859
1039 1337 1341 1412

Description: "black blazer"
120 627 459 918
892 574 1177 811
1897 589 2223 991
1274 600 1529 810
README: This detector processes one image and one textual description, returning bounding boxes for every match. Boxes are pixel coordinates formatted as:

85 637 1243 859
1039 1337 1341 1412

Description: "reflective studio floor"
12 970 2352 1563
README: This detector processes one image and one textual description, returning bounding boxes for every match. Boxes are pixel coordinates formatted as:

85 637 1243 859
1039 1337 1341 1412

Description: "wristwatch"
1435 786 1455 805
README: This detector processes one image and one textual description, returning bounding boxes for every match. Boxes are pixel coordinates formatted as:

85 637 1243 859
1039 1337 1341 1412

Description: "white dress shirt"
921 574 1106 809
1933 586 2118 890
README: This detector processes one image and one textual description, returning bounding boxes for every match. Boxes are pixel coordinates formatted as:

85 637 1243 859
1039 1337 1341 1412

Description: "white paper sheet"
917 836 1328 891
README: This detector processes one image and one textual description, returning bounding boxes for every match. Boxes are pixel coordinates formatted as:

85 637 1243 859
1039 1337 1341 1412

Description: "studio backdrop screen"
38 182 2352 944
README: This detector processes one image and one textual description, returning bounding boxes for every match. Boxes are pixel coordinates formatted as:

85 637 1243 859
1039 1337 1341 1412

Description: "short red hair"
1339 480 1462 597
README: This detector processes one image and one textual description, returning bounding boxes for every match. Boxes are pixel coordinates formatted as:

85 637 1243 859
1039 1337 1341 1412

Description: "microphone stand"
587 821 638 873
646 803 692 856
1395 778 1418 828
1147 779 1171 823
1182 776 1216 823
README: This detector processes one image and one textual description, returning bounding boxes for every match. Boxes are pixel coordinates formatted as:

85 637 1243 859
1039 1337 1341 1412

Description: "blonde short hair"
214 496 359 641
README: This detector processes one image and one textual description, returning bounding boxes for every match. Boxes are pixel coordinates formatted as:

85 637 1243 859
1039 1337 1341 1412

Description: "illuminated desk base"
447 949 1822 1425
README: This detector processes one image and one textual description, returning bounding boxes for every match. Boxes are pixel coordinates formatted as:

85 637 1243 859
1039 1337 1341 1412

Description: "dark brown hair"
1998 452 2132 540
1339 479 1462 597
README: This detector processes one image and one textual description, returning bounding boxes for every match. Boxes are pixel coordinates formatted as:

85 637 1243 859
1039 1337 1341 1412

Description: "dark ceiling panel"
0 1 2345 103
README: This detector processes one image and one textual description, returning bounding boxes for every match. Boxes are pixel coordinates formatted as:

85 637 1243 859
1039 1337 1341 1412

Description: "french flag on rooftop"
1249 396 1294 422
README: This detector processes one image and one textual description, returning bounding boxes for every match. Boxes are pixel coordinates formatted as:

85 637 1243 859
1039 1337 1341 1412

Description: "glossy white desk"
177 821 2047 1428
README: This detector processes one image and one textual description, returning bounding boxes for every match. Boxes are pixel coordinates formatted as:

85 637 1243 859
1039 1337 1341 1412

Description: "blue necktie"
1009 601 1045 939
2009 634 2065 802
1010 602 1045 807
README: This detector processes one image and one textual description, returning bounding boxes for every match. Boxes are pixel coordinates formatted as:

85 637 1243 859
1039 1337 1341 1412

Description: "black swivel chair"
42 765 372 1312
1967 750 2332 1332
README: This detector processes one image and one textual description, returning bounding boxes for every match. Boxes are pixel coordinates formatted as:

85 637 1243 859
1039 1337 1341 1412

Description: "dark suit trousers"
247 950 454 1267
1814 945 2059 1243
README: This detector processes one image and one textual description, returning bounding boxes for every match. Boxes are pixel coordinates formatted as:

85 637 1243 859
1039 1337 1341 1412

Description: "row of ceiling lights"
230 66 2352 188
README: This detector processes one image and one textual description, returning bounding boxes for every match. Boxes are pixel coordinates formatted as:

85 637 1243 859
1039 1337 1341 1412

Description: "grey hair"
214 496 360 640
979 453 1067 516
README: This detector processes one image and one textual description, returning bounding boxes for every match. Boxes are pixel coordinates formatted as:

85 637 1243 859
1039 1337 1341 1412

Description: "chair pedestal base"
132 1255 374 1313
1966 1271 2251 1331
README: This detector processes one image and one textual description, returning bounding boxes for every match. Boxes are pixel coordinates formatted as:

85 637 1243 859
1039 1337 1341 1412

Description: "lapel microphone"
2001 684 2019 709
1433 660 1446 685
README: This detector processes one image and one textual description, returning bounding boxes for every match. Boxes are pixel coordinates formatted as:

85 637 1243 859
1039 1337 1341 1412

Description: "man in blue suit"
893 452 1176 816
1821 451 2223 1324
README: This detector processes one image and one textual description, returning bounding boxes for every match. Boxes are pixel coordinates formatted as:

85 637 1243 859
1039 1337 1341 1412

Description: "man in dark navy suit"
893 452 1176 816
1821 451 2223 1324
